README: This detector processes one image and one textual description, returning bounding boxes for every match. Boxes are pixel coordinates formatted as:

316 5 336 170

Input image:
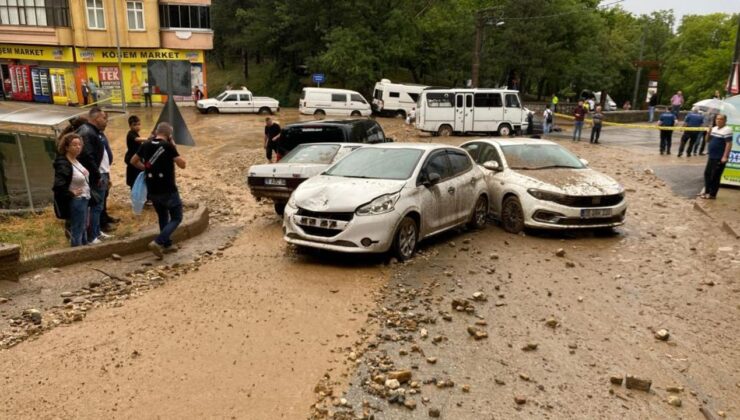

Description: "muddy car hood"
515 168 622 196
249 163 327 179
294 175 407 212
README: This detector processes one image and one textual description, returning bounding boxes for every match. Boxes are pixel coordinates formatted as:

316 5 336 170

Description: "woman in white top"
53 133 92 246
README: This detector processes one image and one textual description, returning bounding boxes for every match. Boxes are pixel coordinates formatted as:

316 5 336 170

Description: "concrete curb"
692 201 740 239
16 203 210 275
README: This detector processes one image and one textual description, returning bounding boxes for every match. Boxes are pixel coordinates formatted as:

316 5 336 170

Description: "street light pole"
471 7 504 89
111 1 126 112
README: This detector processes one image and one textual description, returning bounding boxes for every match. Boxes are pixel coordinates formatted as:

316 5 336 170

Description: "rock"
577 296 584 302
426 357 437 364
472 291 487 301
555 248 566 257
404 399 417 410
519 373 530 381
610 376 623 385
388 370 412 384
522 343 538 351
655 329 670 341
545 318 559 328
385 379 401 390
644 168 654 175
565 261 576 268
23 308 42 324
625 375 652 392
428 408 441 417
111 254 122 261
489 253 499 260
666 396 682 407
467 326 488 340
0 297 7 304
462 384 471 393
60 292 73 298
495 378 506 385
420 328 428 338
666 386 684 393
514 395 527 405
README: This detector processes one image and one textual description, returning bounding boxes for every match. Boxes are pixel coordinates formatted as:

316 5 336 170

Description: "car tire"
314 109 326 117
437 124 453 137
498 124 512 136
258 107 272 115
468 195 488 230
207 107 219 114
393 217 418 261
274 202 286 216
501 196 525 234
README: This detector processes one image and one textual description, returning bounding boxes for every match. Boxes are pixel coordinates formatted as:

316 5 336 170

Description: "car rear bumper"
249 186 293 202
523 197 627 229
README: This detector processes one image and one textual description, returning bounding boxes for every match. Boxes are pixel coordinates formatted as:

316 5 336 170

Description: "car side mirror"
482 160 502 172
423 172 441 187
579 158 589 166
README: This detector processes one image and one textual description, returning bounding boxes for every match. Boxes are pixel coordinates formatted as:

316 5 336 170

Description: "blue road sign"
312 73 325 84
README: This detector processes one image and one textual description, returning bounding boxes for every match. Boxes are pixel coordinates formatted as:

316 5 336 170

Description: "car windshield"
216 92 228 101
280 144 341 164
325 148 423 180
501 144 584 170
281 126 345 151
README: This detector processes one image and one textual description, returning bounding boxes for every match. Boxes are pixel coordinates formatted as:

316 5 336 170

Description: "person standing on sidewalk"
124 115 147 189
551 94 559 113
648 93 658 122
700 114 733 199
572 100 586 141
264 117 282 162
670 90 683 117
590 106 604 144
142 79 152 107
131 122 187 258
88 78 99 103
657 109 676 155
53 134 93 247
543 105 553 134
677 107 704 157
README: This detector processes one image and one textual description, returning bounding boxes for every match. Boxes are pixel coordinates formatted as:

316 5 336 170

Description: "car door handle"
448 186 455 194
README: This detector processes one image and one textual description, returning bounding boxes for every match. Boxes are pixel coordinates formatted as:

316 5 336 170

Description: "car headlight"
356 192 401 216
287 194 297 210
527 188 567 203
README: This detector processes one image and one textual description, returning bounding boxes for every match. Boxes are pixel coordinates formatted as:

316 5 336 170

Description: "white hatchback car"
283 144 490 260
460 138 627 233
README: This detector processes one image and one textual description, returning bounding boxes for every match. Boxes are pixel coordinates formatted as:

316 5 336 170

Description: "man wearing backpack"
130 122 187 258
543 105 553 134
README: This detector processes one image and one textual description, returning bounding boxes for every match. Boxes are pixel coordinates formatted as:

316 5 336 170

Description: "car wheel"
207 107 219 114
501 196 525 233
395 110 406 119
258 107 272 115
437 124 453 137
498 124 512 136
468 195 488 230
314 109 326 116
274 202 286 216
393 217 418 261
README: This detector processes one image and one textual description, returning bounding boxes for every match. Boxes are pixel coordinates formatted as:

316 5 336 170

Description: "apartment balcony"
160 29 212 50
0 25 73 46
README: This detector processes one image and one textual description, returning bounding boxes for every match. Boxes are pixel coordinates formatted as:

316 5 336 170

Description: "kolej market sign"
75 48 204 63
0 44 74 61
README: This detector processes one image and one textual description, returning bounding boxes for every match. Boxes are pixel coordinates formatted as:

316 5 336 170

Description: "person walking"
142 79 152 107
677 107 704 157
551 94 559 113
264 117 282 162
88 78 99 103
670 90 683 117
80 82 89 106
193 86 204 106
130 122 186 257
124 115 147 189
648 93 658 122
700 114 733 199
657 109 676 155
543 104 553 134
590 106 604 144
77 106 114 243
572 100 586 141
53 133 93 247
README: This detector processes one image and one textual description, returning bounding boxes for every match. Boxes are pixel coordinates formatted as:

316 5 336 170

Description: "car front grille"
300 226 344 238
553 193 624 208
296 208 354 222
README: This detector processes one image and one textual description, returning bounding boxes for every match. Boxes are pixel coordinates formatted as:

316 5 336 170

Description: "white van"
371 79 428 118
415 88 527 136
299 87 372 117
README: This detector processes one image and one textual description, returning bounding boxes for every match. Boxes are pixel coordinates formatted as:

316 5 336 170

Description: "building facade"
0 0 212 106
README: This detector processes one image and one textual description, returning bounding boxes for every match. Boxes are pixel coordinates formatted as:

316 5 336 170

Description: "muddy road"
1 107 738 419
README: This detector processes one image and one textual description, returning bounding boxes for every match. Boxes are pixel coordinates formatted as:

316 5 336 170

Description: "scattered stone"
514 395 527 405
555 248 566 257
494 378 506 385
666 386 683 393
610 376 624 385
545 318 559 328
385 379 401 390
625 375 652 392
522 343 538 352
420 328 428 338
519 373 530 381
565 261 576 268
23 308 42 324
472 291 487 301
0 297 7 304
461 384 471 393
489 253 499 260
428 408 441 417
655 329 670 341
452 298 475 313
718 410 726 417
388 370 412 384
404 399 417 410
666 396 682 407
577 296 584 302
467 326 488 340
111 253 122 261
426 357 437 364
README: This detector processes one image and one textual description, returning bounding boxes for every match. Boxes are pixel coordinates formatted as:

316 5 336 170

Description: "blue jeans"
150 191 183 248
648 106 655 122
671 105 680 117
543 121 552 134
573 121 584 141
89 173 108 241
69 197 89 247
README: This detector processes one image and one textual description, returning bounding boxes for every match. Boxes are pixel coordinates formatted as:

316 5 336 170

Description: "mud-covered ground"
0 107 738 419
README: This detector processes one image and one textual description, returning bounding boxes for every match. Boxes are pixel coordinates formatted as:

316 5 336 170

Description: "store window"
158 4 210 29
86 0 104 29
0 0 69 27
126 1 144 30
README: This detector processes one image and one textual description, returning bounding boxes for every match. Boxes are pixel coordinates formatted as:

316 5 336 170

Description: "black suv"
278 119 392 153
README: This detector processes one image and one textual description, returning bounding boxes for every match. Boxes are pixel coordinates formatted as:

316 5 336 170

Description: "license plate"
264 178 286 186
581 208 611 218
296 216 338 229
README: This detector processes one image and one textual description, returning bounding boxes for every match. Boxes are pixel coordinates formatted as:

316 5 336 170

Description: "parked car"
283 144 490 260
460 138 626 233
277 119 391 154
247 143 364 215
197 89 279 114
299 87 372 116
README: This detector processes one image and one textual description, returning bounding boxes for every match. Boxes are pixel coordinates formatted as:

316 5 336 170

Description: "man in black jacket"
77 107 116 243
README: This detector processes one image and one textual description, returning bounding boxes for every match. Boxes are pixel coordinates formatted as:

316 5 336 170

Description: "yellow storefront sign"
0 44 74 61
75 48 204 64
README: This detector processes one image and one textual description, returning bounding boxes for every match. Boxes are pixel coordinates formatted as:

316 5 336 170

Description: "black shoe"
101 224 117 233
678 153 682 157
666 151 671 155
686 154 691 157
107 217 121 224
660 151 664 155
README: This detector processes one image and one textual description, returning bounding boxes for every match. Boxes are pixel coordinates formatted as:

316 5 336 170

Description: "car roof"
285 119 375 128
303 87 359 94
465 137 559 147
222 89 251 94
363 142 456 151
423 88 519 93
292 142 365 148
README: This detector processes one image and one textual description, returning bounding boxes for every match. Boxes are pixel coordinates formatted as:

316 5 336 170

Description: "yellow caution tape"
554 113 709 131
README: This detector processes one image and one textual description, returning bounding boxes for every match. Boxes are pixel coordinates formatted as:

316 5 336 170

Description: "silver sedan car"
283 143 490 260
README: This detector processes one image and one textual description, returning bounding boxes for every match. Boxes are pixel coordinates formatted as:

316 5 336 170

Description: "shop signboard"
76 48 204 64
0 44 73 62
98 66 122 104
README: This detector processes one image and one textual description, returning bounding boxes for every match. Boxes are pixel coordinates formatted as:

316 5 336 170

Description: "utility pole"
472 17 483 88
631 26 646 109
727 15 740 96
112 1 126 112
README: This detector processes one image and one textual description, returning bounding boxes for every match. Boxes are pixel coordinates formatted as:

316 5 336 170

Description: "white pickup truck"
197 89 280 114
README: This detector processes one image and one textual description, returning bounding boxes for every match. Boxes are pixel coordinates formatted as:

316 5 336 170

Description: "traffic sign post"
312 73 325 87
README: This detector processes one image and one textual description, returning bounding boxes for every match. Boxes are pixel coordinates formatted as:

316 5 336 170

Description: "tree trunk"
241 48 249 80
409 67 421 84
256 51 262 65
